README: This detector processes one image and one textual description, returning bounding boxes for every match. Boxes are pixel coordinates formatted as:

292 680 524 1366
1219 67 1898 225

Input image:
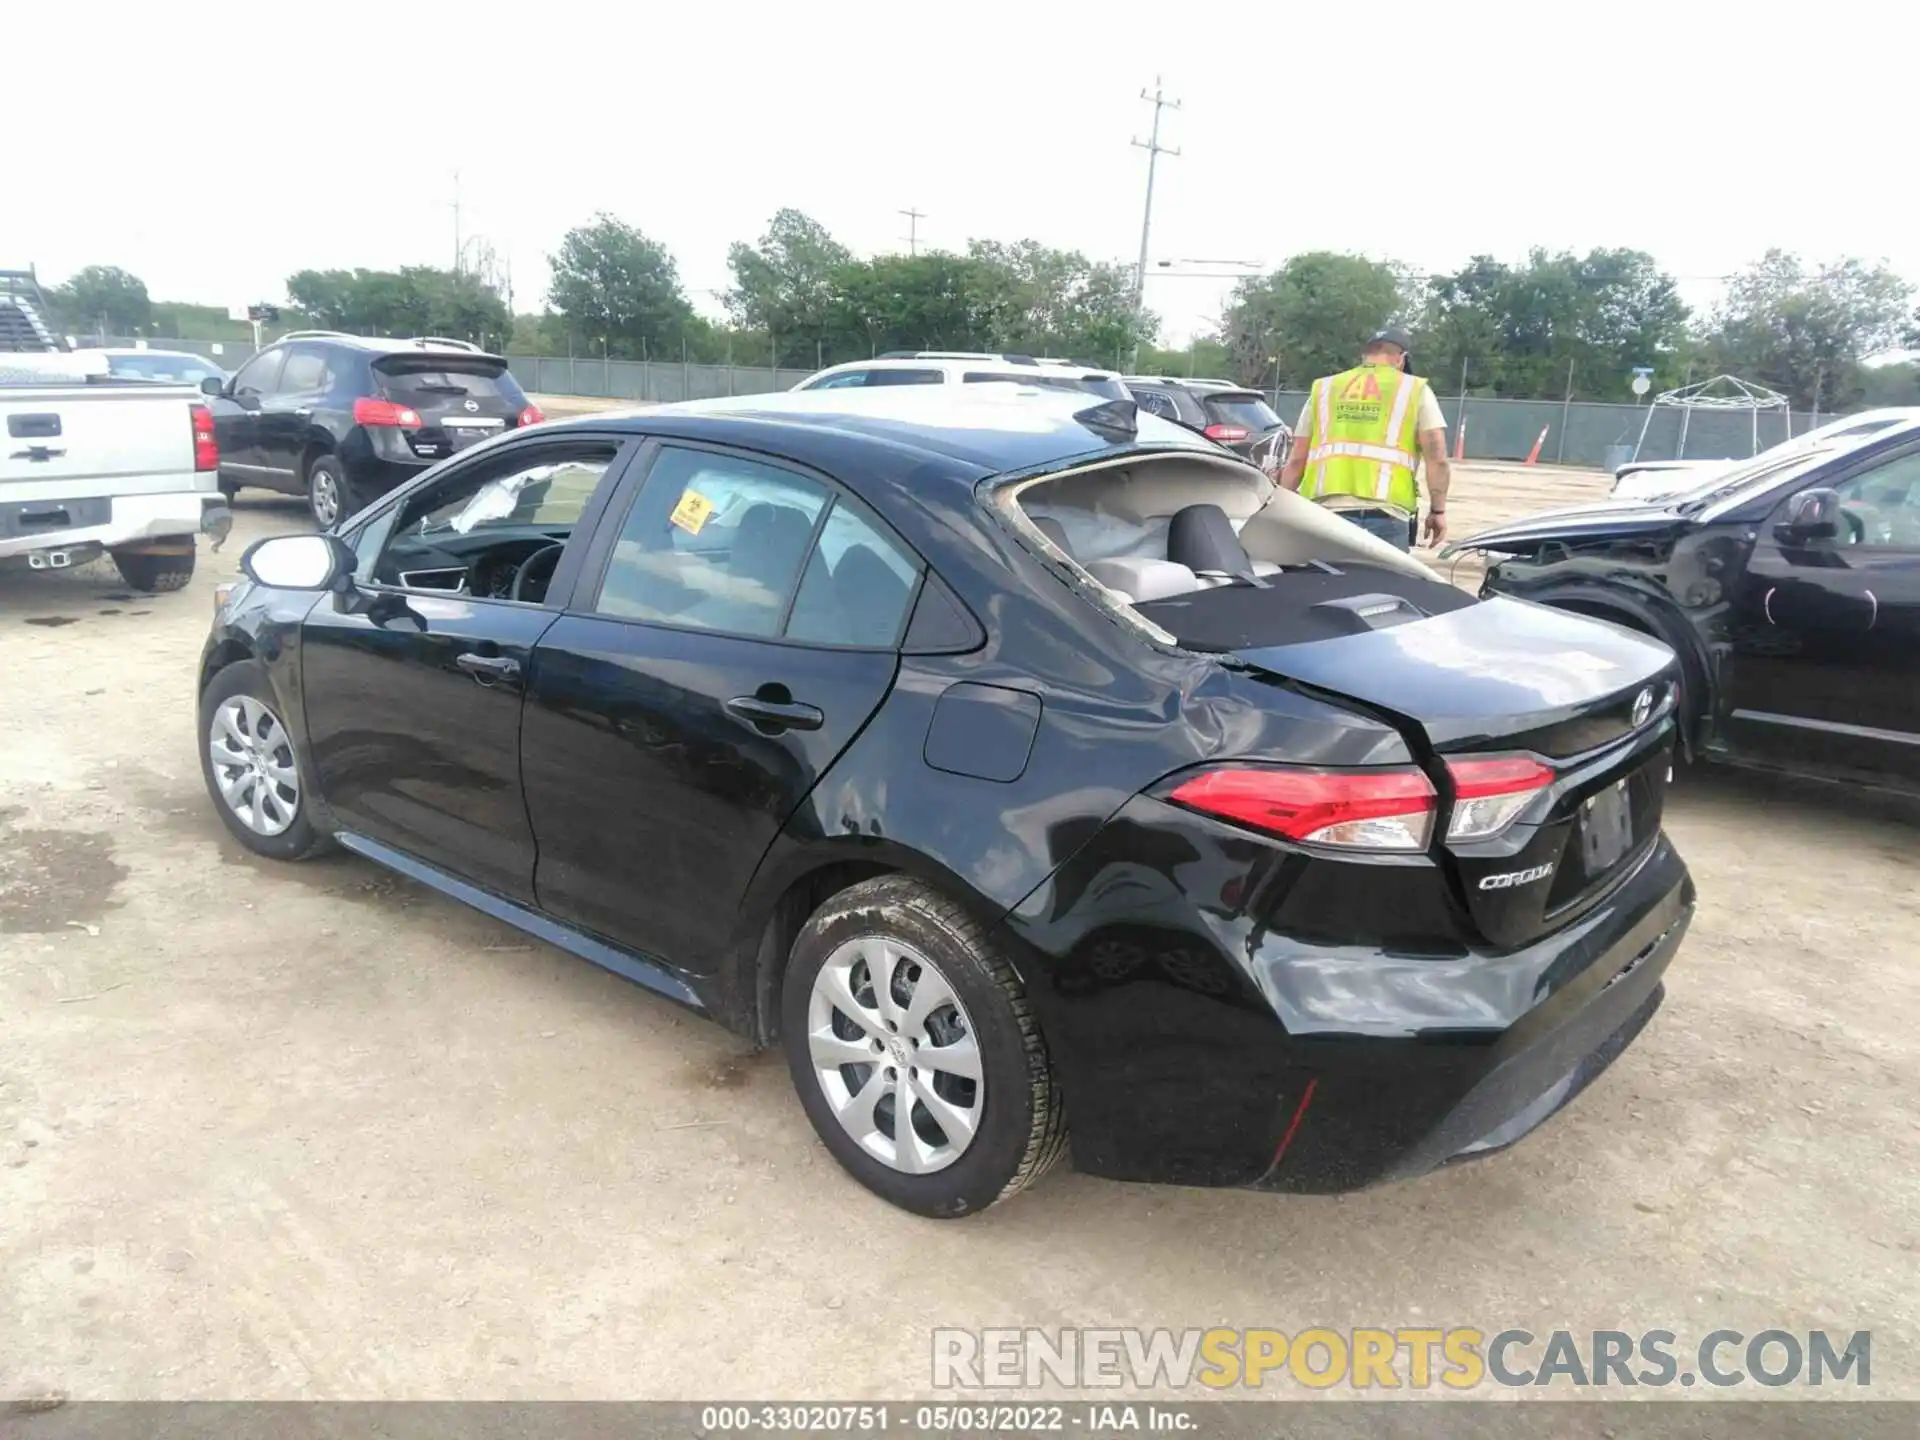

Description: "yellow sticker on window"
669 489 715 536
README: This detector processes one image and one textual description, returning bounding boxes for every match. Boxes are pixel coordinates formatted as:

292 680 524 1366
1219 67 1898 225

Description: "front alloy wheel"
196 659 332 862
208 694 301 836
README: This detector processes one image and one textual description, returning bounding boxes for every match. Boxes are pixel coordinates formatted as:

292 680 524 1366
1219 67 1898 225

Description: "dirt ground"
2 459 1917 1402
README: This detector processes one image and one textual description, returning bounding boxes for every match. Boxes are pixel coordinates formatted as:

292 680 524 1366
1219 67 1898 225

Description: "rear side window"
786 496 921 646
964 371 1125 400
597 448 829 637
1131 388 1180 420
595 446 921 647
1202 393 1282 430
377 362 525 407
862 368 943 387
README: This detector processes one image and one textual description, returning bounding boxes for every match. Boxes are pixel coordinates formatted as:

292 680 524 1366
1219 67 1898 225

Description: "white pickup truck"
1 352 232 591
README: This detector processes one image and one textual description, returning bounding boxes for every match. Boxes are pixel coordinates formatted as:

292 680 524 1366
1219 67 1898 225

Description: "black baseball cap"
1365 328 1414 374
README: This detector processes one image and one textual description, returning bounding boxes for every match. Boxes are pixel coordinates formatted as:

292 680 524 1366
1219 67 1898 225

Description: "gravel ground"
2 463 1916 1402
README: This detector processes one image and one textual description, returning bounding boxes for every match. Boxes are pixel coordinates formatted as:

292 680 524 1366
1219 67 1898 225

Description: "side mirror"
1777 487 1840 543
239 533 355 590
200 375 225 396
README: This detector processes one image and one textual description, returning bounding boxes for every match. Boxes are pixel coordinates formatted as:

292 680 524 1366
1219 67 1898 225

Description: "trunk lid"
1232 595 1680 949
373 354 530 460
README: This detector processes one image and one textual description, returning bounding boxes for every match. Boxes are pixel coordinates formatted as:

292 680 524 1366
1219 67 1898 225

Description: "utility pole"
1131 78 1181 364
899 207 926 256
450 170 462 274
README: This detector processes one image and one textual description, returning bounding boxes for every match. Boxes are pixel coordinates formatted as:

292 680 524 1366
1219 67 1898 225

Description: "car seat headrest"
1167 503 1256 583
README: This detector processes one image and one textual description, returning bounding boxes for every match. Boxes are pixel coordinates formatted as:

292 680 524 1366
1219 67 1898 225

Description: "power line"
899 207 926 256
1130 78 1181 331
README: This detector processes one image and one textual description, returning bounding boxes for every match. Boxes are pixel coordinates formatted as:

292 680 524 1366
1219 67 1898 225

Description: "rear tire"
198 659 333 862
306 454 352 529
111 546 196 593
781 875 1067 1218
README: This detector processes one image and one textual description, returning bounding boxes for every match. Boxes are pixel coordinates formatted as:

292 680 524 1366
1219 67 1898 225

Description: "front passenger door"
521 443 924 973
300 437 633 900
1723 446 1920 785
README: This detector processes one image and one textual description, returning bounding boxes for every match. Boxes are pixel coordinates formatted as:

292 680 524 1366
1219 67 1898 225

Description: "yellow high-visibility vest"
1297 363 1427 512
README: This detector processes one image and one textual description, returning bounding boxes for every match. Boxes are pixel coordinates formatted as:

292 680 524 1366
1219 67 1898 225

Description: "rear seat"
1085 504 1283 603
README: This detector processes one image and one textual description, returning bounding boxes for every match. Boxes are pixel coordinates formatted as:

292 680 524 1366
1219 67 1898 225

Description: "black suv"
1123 376 1290 470
203 332 543 526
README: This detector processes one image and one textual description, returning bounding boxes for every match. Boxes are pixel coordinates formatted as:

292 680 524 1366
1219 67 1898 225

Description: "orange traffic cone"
1524 425 1550 465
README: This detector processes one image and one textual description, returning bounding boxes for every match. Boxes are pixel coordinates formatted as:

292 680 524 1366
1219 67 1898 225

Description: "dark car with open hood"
1445 417 1920 798
198 386 1693 1217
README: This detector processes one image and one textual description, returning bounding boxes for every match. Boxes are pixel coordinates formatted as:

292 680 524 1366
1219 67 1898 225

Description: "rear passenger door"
521 442 924 973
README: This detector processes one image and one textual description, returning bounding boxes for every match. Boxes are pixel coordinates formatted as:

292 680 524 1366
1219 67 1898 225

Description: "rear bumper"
1006 796 1694 1193
0 490 229 561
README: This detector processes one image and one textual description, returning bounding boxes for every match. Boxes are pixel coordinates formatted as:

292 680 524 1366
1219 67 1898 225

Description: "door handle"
455 651 522 684
293 407 312 418
9 446 64 462
725 695 824 732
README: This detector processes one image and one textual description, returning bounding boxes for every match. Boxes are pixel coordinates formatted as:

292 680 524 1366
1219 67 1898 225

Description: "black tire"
111 546 196 593
305 453 353 529
781 875 1067 1218
197 659 333 861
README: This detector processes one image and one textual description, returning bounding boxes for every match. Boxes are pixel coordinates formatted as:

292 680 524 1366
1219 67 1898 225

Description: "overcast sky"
17 2 1915 345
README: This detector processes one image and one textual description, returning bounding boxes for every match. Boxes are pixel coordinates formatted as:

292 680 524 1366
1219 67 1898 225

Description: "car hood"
1440 498 1691 557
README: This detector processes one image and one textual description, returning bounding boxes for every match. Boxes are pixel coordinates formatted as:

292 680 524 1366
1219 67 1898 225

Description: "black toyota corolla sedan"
199 386 1694 1218
1445 418 1920 797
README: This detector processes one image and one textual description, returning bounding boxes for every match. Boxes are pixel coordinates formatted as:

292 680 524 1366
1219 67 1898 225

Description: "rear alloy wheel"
782 875 1066 1217
306 455 350 529
198 660 331 861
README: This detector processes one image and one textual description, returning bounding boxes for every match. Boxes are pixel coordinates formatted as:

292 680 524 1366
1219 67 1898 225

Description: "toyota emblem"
1630 687 1655 728
463 399 480 412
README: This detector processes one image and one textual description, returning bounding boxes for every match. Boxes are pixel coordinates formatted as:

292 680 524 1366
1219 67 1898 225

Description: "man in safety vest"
1277 328 1450 550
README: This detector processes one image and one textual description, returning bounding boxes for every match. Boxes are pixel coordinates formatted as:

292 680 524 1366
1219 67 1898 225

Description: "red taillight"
1203 423 1250 443
1442 754 1555 841
1168 766 1436 852
190 402 218 471
352 396 422 428
517 403 545 428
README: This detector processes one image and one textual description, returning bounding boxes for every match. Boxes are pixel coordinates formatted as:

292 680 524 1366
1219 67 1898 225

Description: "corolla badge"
1631 686 1655 728
1479 863 1556 891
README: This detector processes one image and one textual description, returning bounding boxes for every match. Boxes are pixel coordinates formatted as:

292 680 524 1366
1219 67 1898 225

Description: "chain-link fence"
101 337 1840 470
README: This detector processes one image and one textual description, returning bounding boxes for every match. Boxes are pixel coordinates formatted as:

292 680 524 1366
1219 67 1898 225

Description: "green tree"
1415 248 1687 399
829 252 997 357
546 213 696 357
963 240 1154 366
727 209 854 365
1707 250 1913 409
284 266 509 346
50 265 152 336
1219 253 1411 391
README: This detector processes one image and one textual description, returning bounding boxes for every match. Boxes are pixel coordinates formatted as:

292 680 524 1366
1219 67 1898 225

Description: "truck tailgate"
2 384 202 500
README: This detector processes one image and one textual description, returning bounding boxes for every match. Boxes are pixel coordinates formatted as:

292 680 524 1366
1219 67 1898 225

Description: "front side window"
371 442 617 599
1831 451 1920 548
1132 388 1179 420
595 447 923 646
231 348 284 396
804 370 869 390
